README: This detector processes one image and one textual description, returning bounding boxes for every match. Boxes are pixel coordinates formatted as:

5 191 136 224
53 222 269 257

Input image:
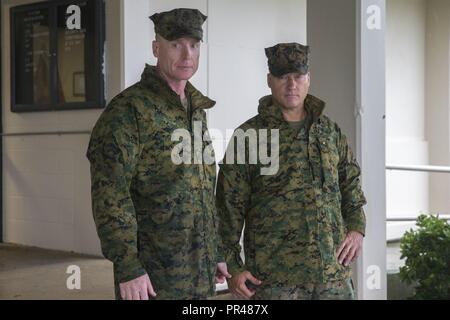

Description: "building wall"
308 0 388 300
308 0 357 151
1 0 123 255
206 0 307 160
426 0 450 216
308 0 361 294
1 0 307 255
386 0 450 238
386 0 429 239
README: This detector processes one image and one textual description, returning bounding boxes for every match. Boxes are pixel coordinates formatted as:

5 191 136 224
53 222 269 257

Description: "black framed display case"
10 0 105 112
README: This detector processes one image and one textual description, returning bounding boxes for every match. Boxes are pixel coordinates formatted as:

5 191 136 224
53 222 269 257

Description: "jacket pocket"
149 209 174 226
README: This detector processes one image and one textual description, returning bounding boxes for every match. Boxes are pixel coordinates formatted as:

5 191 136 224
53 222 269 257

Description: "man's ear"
267 73 272 89
306 72 311 88
152 40 159 58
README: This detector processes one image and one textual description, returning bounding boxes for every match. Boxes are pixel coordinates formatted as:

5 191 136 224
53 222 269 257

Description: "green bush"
399 214 450 300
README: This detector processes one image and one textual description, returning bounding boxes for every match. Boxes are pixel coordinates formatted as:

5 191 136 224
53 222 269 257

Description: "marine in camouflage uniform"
216 43 367 300
86 9 218 300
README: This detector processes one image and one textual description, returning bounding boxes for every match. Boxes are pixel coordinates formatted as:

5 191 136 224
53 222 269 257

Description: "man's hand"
228 271 262 300
336 231 364 267
216 262 232 284
119 274 157 300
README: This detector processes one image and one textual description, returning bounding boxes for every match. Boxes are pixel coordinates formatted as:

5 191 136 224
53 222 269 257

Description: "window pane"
57 2 89 103
14 8 51 106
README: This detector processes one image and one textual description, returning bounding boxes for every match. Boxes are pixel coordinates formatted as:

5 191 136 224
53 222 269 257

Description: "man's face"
267 72 310 110
153 35 201 82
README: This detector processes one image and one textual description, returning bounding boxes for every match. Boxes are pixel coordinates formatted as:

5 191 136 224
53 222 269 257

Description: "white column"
122 0 152 88
356 0 387 300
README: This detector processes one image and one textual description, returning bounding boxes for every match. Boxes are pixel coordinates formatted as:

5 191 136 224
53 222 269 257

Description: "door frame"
0 3 4 243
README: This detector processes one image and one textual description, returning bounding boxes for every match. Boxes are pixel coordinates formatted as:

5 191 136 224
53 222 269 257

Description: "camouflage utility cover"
265 43 310 77
150 8 207 41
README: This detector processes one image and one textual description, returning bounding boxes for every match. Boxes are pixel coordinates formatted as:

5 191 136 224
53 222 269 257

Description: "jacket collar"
258 94 326 126
140 64 216 111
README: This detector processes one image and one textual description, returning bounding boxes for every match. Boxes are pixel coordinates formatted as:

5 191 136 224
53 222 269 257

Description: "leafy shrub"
399 214 450 300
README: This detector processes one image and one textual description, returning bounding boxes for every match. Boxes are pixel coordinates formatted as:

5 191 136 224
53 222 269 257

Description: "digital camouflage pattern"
87 65 219 300
265 43 310 77
252 278 355 300
149 8 207 41
216 94 367 290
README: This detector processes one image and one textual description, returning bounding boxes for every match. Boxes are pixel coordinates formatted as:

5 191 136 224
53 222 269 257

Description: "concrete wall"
425 0 450 216
308 0 357 151
1 0 124 255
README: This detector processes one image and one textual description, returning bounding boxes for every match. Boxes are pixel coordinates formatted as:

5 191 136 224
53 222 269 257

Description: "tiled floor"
1 242 408 300
0 243 231 300
0 243 115 300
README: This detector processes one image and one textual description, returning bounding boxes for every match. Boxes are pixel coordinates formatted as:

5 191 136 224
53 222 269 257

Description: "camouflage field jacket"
87 65 218 299
216 94 367 287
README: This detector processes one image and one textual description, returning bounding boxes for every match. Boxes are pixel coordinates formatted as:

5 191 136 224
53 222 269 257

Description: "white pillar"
122 0 152 89
356 0 387 300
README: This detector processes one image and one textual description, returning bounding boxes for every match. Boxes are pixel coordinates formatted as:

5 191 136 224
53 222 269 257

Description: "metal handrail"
386 215 450 243
1 131 92 137
386 164 450 174
386 215 450 222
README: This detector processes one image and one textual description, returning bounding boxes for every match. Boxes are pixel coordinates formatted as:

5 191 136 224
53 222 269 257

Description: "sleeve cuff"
344 207 366 237
113 259 147 284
